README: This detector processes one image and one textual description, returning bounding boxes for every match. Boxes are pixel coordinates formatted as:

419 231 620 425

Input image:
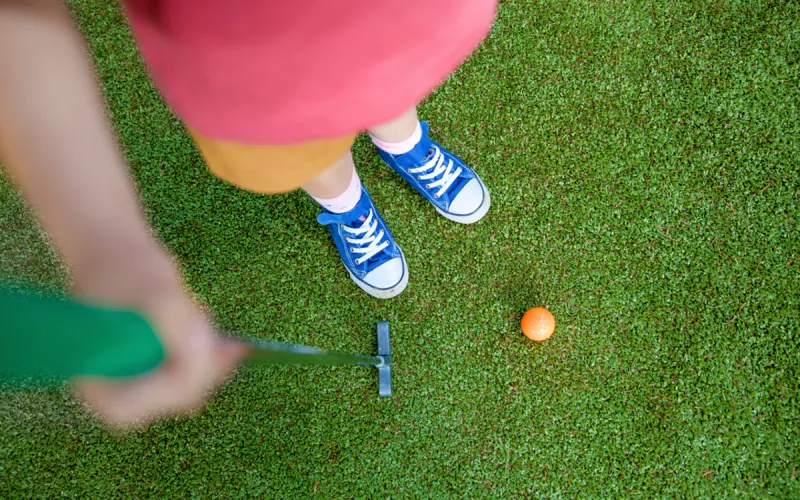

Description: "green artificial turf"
2 0 799 496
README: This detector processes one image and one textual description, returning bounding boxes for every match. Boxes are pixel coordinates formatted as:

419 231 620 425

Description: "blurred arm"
0 0 175 293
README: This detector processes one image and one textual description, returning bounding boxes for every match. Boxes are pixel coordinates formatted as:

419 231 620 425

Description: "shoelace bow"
343 209 389 264
408 146 462 198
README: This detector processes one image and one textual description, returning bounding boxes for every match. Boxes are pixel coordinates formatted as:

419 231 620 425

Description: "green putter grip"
0 287 165 386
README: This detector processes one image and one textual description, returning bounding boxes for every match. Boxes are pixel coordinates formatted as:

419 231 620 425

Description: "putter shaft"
242 338 383 367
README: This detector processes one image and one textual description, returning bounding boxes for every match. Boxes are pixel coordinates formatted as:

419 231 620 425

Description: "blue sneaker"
376 121 490 224
317 186 408 299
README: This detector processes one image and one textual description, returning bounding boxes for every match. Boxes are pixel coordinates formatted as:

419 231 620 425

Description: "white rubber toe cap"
435 177 491 224
363 257 405 289
448 178 484 216
349 255 408 299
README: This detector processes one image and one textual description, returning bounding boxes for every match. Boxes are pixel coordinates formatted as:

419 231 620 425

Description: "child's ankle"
370 121 422 155
308 169 362 213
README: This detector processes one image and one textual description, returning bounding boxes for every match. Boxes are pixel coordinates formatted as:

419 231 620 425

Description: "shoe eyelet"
355 258 363 265
435 193 441 198
426 184 432 189
349 248 355 253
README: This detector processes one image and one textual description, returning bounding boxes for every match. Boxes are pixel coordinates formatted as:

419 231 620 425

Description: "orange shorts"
190 130 357 194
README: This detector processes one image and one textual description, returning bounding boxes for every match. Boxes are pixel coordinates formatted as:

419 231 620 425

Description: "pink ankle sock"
311 168 362 213
370 121 422 155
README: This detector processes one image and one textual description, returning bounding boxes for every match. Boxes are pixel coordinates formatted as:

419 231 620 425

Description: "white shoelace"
343 209 389 265
408 146 463 198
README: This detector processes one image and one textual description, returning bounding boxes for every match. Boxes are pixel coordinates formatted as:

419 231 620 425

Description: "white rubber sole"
434 177 491 224
348 251 409 299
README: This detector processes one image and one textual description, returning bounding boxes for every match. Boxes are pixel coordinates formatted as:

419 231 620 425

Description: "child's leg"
368 108 419 145
369 107 491 224
190 128 407 299
308 150 408 299
302 151 360 212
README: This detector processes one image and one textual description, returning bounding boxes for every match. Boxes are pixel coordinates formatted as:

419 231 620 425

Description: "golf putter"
0 287 392 397
238 321 391 396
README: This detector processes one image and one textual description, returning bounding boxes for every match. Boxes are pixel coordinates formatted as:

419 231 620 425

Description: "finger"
74 354 210 429
75 317 241 429
167 319 218 389
213 337 249 377
74 375 170 429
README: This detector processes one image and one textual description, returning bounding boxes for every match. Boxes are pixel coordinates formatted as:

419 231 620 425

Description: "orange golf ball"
521 307 555 341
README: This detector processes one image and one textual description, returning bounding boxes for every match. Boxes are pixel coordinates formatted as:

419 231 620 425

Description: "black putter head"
376 321 392 397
